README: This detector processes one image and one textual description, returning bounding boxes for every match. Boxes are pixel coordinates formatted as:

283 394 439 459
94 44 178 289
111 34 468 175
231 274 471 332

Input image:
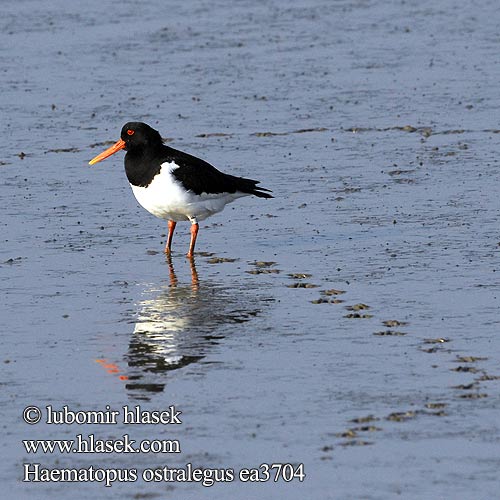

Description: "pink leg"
165 220 176 254
187 223 199 258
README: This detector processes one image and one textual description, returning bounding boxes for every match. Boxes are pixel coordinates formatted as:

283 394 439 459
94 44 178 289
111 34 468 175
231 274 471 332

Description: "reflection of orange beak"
89 138 126 165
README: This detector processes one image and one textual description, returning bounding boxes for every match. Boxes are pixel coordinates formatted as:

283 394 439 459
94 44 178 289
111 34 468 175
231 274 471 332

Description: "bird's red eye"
127 129 135 136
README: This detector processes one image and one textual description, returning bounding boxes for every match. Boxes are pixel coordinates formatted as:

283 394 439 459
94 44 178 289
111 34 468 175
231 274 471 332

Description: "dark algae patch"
373 330 407 336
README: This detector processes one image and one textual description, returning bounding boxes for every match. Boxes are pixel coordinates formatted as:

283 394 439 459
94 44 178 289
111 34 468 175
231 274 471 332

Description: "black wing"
164 146 273 198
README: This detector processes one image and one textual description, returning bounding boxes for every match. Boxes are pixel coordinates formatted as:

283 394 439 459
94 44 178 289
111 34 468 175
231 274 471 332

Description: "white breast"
130 161 248 222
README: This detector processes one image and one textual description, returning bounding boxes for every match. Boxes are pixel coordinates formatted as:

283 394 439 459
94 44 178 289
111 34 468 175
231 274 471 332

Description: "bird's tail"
252 186 273 198
235 176 273 198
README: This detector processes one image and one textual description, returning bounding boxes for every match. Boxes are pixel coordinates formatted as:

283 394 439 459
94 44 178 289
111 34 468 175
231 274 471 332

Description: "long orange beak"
89 139 126 165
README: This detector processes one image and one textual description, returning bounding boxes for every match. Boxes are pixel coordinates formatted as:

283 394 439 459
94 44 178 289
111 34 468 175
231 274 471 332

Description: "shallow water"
2 0 500 498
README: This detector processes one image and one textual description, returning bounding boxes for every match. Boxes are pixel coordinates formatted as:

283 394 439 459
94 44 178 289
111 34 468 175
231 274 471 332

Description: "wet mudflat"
2 0 500 498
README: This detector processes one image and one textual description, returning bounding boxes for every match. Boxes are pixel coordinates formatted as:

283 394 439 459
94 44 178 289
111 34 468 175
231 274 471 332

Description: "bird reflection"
165 254 199 290
123 257 259 400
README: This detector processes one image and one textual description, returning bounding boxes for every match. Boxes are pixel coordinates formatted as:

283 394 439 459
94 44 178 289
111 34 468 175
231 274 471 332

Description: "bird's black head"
120 122 163 151
89 121 165 166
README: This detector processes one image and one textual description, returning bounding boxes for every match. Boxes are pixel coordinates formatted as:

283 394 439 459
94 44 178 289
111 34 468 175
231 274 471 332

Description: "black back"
121 122 272 198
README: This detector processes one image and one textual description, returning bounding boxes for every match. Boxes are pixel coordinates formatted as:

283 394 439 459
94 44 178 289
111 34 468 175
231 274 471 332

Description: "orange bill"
88 138 126 165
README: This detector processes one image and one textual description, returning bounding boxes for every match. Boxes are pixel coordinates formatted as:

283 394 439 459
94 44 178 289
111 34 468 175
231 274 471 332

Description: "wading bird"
89 122 272 257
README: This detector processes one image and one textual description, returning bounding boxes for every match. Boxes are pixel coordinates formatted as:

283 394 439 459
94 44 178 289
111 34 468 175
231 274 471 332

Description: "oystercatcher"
89 122 272 257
